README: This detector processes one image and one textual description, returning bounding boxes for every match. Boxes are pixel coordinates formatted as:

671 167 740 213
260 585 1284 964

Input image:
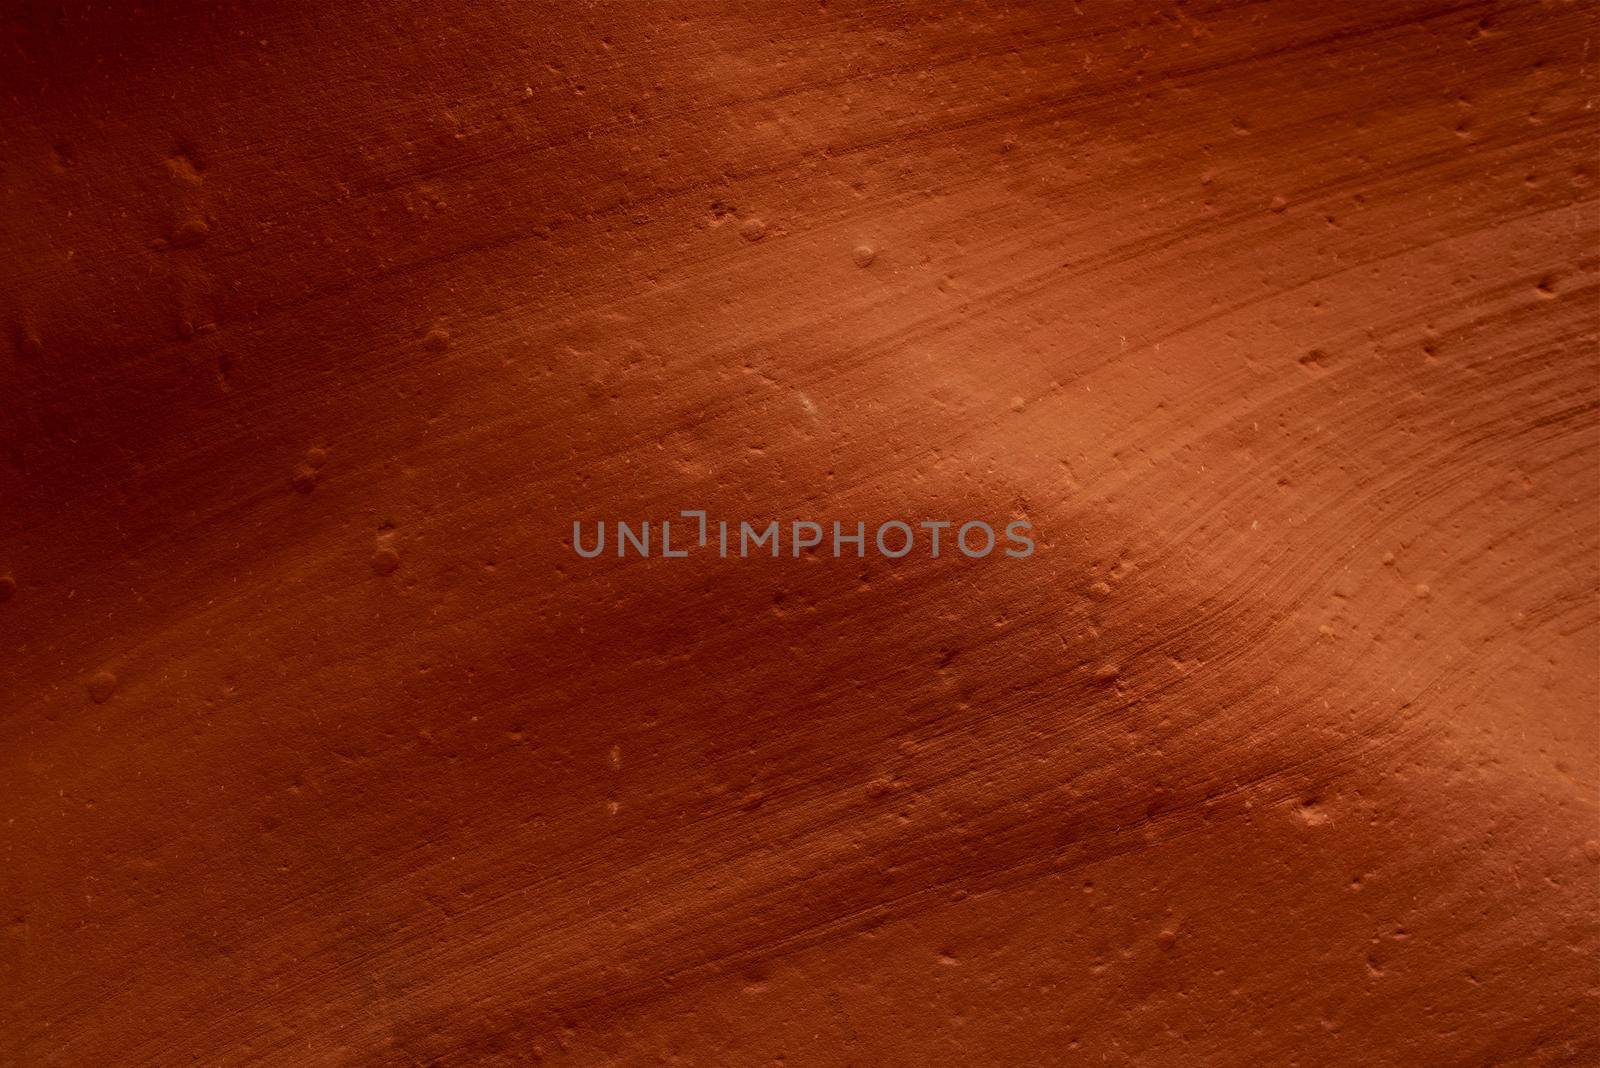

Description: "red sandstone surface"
2 3 1598 1065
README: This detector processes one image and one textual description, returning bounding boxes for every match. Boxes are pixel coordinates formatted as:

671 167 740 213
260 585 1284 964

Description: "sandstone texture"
2 3 1597 1065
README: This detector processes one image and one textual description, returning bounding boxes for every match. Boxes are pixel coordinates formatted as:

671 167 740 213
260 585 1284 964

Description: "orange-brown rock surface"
2 3 1597 1065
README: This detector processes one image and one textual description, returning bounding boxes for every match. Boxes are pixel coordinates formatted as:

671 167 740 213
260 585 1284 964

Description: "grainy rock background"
1 2 1596 1065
